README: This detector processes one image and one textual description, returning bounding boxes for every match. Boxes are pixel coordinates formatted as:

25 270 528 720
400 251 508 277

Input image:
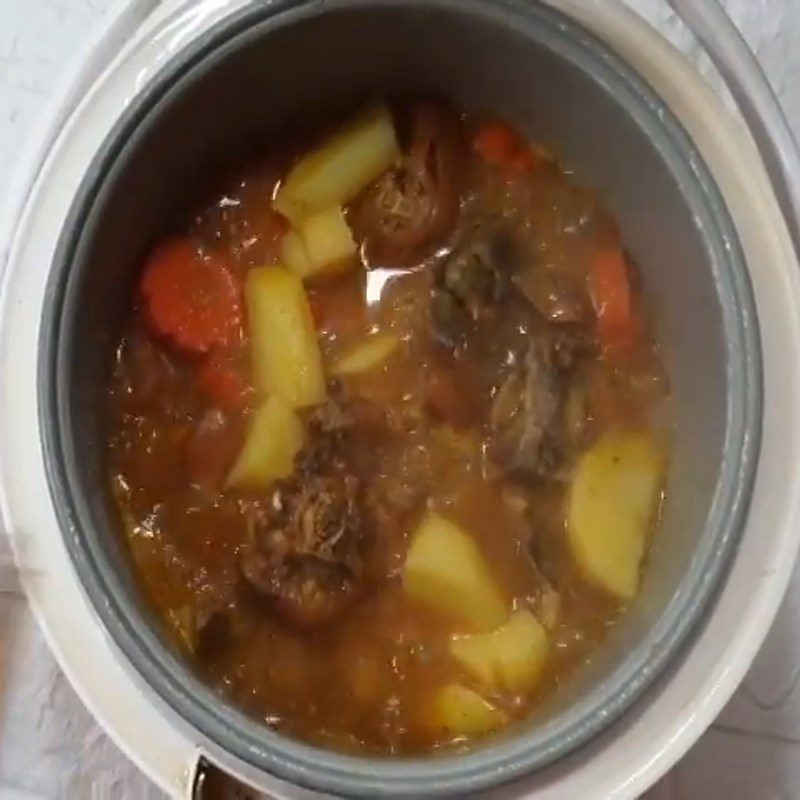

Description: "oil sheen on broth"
106 100 668 754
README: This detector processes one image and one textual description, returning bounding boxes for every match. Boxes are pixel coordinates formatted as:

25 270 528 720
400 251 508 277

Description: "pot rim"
36 0 762 796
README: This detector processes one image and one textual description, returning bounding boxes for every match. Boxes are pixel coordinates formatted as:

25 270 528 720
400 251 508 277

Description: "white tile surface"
2 1 800 797
0 0 118 182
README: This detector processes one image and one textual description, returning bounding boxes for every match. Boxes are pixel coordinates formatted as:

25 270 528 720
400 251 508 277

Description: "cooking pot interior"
44 0 753 789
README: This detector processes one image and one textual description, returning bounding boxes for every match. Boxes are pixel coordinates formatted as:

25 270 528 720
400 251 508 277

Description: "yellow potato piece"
281 206 358 279
280 229 313 277
245 266 326 408
432 684 508 736
302 206 357 270
568 430 665 599
274 104 399 223
450 610 550 695
282 206 357 280
227 396 305 489
333 333 399 376
404 513 507 630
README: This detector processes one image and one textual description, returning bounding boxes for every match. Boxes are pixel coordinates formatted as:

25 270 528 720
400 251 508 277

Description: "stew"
106 100 668 754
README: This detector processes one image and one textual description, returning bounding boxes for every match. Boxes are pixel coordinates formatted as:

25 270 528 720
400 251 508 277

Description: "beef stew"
106 100 668 754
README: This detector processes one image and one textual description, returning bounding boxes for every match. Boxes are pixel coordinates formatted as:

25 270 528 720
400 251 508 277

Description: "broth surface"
107 101 668 753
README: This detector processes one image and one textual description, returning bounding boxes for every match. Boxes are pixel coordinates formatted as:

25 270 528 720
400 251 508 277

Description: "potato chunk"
281 206 357 280
431 684 508 736
280 229 313 277
450 610 549 694
227 396 305 489
333 333 399 376
568 430 664 599
404 513 506 630
302 206 358 270
245 266 326 408
274 104 399 223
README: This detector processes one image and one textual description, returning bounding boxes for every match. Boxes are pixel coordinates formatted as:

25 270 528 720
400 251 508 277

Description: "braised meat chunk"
430 227 517 349
240 394 373 628
441 229 515 315
353 100 465 268
240 474 366 628
489 340 561 479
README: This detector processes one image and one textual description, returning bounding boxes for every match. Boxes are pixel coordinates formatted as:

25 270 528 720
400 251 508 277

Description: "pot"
3 1 793 798
35 1 761 795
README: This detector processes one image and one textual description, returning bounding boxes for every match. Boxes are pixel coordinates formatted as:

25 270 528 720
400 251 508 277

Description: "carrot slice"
473 121 537 175
589 237 640 356
141 239 243 355
197 357 251 411
474 122 519 161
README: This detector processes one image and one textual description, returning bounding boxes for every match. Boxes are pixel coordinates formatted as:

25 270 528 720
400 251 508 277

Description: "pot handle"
667 0 800 260
189 754 275 799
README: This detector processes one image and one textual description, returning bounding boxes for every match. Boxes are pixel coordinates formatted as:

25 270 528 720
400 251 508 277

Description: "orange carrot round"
140 239 243 355
590 237 640 356
474 122 519 162
473 120 537 175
